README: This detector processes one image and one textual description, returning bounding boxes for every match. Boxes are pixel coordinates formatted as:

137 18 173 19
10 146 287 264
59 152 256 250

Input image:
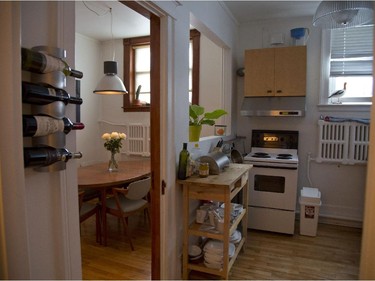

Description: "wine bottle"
21 47 83 79
24 146 82 167
22 81 83 105
178 143 190 180
23 115 85 137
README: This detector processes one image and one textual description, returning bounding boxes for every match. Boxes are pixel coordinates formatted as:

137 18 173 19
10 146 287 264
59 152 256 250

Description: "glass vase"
108 151 118 172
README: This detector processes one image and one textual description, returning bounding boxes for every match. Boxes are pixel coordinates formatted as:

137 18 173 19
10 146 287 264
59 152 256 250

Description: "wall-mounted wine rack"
22 46 84 172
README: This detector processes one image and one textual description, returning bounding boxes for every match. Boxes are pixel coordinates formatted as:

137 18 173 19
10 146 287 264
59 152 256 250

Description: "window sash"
330 25 373 77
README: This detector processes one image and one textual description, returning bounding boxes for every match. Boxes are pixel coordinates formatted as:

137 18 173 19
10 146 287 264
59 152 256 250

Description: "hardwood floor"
81 216 361 280
80 213 151 280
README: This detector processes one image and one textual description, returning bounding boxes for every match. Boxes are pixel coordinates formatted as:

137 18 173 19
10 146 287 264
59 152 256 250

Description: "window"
123 30 200 112
123 36 150 112
134 45 151 103
321 25 373 105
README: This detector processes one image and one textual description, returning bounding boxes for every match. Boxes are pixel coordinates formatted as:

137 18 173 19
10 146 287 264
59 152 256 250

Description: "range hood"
240 96 306 117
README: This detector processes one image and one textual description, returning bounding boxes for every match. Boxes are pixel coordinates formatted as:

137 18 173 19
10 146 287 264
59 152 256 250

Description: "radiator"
126 124 150 157
317 120 369 165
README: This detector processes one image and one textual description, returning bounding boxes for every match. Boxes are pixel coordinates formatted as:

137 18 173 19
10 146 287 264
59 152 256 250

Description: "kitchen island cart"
178 163 252 279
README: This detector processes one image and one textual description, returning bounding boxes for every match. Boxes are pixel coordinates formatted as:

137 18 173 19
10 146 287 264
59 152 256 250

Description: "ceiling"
223 1 320 23
76 1 321 41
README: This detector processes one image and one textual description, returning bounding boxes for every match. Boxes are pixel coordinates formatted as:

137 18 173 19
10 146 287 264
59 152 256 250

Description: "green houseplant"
189 104 227 141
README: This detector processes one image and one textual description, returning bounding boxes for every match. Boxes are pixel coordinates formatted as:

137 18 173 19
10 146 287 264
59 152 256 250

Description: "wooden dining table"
78 158 151 246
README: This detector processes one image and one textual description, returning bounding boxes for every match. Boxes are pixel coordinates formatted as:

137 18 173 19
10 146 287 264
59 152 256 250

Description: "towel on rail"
320 115 370 125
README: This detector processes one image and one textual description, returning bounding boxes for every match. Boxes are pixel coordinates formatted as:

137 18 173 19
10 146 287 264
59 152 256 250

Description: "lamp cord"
82 1 115 60
110 8 115 61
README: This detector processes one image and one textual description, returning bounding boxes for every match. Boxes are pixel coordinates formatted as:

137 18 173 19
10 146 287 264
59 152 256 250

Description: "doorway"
75 1 161 279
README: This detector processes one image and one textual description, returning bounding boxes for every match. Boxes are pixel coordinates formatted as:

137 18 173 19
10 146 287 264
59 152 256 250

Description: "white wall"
75 35 150 166
199 34 225 138
0 2 82 279
236 17 369 223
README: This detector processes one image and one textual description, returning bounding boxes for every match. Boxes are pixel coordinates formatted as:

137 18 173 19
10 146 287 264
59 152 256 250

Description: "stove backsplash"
240 96 306 117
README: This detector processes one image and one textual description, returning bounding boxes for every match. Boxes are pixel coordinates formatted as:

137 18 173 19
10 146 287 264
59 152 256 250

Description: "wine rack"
22 46 83 172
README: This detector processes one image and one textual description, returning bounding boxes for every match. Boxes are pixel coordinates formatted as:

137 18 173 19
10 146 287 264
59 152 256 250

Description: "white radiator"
317 120 369 165
126 124 150 157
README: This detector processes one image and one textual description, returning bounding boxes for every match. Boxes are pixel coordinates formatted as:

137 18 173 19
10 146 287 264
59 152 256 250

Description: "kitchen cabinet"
244 46 306 97
178 164 252 279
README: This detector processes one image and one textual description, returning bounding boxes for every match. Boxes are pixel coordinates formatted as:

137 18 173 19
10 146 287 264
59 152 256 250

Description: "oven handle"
250 164 298 170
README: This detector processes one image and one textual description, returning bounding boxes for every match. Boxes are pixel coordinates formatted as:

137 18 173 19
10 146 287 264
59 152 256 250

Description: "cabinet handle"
276 90 282 93
267 90 272 93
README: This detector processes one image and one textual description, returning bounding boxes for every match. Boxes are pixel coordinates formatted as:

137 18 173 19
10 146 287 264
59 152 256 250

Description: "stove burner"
252 152 271 158
277 153 293 160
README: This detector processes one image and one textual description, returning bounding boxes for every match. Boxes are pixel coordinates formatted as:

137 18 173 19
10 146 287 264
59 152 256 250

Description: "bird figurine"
328 82 347 104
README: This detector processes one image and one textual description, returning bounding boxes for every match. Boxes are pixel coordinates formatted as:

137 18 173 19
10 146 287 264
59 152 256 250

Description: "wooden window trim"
190 29 200 105
123 29 200 112
123 36 151 112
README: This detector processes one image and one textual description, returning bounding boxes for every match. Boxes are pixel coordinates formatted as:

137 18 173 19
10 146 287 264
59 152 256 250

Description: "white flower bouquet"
102 132 127 154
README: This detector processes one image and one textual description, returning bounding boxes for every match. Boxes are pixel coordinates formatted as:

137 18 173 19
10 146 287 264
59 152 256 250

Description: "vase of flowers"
102 131 127 172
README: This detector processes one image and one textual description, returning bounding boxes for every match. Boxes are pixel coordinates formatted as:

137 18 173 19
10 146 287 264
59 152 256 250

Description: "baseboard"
296 212 363 229
318 216 363 228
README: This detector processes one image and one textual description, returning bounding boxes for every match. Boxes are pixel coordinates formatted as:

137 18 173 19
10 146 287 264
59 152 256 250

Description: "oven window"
254 175 285 193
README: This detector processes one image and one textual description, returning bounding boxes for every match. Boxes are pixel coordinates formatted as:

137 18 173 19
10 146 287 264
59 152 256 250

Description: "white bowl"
189 245 202 257
204 240 235 257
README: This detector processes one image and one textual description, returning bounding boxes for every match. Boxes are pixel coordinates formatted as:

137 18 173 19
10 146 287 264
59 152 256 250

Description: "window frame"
318 28 373 112
123 30 201 112
123 36 151 112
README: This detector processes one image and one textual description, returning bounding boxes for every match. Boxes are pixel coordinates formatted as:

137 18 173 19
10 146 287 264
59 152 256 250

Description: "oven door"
248 165 298 211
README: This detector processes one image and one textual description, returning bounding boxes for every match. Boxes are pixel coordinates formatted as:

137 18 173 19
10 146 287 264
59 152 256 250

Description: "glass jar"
199 162 209 178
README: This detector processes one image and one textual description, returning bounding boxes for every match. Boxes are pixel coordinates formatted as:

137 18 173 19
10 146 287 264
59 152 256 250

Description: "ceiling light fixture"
92 6 127 95
313 1 373 29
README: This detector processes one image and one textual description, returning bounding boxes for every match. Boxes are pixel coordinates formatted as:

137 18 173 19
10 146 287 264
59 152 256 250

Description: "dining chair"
79 190 102 244
105 177 151 250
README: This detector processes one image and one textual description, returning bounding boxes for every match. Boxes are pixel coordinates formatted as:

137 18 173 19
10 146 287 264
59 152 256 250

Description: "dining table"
78 158 151 246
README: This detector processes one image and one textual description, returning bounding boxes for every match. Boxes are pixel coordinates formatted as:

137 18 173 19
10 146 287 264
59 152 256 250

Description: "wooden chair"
105 177 151 250
79 190 102 244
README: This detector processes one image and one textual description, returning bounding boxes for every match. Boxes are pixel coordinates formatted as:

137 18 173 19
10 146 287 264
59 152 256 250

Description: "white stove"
244 147 298 168
244 130 299 235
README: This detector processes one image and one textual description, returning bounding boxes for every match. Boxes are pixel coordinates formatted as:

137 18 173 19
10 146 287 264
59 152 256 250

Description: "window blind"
330 25 373 77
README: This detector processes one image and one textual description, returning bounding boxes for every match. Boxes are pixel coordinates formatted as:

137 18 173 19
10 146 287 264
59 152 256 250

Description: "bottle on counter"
21 47 83 79
24 146 82 167
23 115 85 137
22 81 83 105
178 143 190 180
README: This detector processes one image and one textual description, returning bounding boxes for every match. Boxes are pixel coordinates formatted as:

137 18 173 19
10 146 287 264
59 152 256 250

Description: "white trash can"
299 187 321 237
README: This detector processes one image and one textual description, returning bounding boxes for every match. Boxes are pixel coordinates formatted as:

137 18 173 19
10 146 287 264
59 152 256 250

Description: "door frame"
120 2 161 279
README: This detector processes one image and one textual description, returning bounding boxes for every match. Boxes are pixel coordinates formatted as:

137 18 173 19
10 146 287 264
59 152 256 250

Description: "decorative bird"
328 82 347 104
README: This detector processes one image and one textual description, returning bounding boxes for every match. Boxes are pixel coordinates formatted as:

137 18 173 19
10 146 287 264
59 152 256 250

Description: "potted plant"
189 104 227 141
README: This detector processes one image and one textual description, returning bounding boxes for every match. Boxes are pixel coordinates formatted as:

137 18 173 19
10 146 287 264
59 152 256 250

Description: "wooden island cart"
178 163 252 279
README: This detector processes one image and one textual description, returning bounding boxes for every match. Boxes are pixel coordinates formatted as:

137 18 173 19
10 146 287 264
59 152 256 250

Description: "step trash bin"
299 187 321 237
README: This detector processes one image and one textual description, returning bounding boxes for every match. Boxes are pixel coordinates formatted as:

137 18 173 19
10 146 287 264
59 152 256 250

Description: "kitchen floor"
81 217 361 280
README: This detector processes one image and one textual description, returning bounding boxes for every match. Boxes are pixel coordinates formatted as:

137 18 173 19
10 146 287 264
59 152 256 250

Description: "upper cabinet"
244 46 306 97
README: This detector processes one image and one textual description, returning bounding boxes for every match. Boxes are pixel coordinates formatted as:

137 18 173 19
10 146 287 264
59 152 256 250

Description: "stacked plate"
230 230 242 244
203 240 235 269
220 203 244 217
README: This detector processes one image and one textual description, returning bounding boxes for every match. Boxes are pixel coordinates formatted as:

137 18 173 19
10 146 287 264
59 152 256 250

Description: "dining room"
74 1 156 278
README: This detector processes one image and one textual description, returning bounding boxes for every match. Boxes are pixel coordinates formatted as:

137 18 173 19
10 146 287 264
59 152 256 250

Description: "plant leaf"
201 119 215 126
204 109 227 120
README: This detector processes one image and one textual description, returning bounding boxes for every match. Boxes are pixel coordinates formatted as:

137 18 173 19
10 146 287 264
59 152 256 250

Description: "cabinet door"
244 48 274 97
274 46 306 96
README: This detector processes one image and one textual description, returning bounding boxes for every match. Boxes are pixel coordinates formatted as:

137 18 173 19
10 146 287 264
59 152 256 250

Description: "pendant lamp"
93 61 127 94
313 1 373 29
93 7 127 95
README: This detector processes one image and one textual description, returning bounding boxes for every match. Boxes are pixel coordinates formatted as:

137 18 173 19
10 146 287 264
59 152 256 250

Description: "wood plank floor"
81 216 361 280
